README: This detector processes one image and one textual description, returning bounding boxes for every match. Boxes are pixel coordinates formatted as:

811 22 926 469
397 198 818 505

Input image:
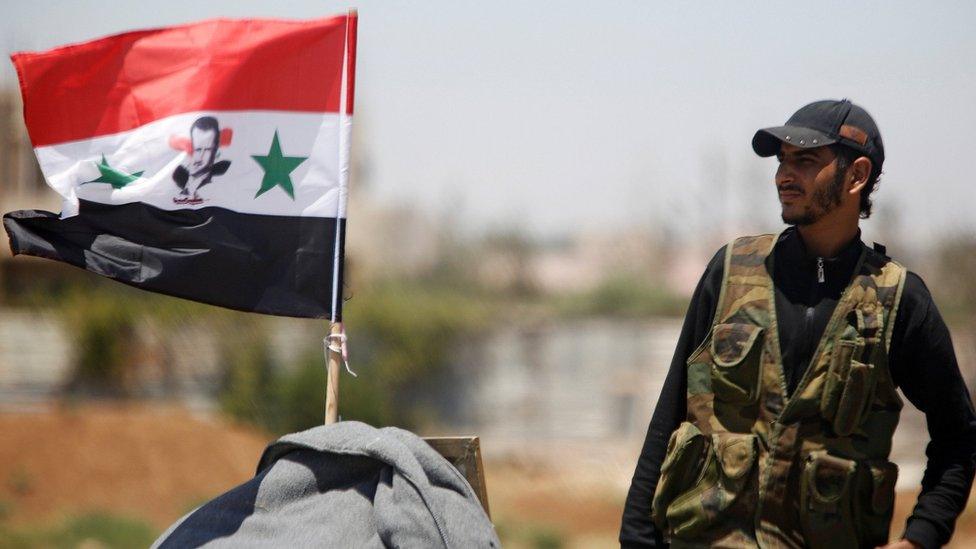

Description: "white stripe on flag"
34 110 350 218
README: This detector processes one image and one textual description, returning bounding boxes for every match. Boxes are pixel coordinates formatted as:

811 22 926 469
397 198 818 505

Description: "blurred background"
1 1 975 547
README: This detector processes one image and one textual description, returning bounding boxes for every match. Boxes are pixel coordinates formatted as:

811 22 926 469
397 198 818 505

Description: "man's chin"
781 208 815 226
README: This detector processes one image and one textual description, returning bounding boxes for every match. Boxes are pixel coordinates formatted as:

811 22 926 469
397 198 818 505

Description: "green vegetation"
218 331 280 427
61 291 139 396
529 528 567 549
10 242 685 428
6 468 33 497
217 338 336 434
26 263 685 434
0 512 157 549
216 281 493 433
341 282 492 426
58 280 236 397
494 519 567 549
24 267 495 433
555 274 687 318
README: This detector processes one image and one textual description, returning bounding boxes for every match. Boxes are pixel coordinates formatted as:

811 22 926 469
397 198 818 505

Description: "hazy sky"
2 1 974 246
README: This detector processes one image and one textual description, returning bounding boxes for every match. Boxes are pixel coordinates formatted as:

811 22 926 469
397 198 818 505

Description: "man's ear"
848 157 872 195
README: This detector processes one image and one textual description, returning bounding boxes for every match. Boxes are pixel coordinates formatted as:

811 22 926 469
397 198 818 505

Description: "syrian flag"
3 14 357 320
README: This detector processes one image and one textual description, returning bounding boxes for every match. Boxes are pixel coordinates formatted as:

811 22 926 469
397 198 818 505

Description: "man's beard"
781 171 845 226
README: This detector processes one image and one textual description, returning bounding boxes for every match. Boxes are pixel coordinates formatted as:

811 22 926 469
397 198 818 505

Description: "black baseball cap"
752 99 884 177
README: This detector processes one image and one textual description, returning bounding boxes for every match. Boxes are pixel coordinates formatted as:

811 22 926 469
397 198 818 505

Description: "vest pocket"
821 340 855 419
800 451 858 547
651 421 709 532
800 452 898 548
834 360 876 435
821 340 877 436
859 460 899 545
709 323 764 404
659 431 758 540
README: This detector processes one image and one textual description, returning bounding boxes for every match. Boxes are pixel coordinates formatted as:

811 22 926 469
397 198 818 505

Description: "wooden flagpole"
325 322 342 424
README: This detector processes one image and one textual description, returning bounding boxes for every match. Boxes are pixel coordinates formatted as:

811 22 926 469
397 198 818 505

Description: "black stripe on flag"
3 199 345 320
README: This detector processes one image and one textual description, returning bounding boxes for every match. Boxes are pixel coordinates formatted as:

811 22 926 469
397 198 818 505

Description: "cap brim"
752 125 838 157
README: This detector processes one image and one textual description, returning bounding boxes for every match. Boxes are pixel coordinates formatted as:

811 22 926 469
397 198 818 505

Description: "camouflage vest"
651 232 908 548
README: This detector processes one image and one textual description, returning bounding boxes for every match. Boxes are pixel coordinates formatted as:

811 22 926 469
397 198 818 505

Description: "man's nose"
775 162 794 186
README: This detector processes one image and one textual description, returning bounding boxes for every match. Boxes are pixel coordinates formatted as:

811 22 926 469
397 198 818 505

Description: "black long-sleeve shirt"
620 227 976 549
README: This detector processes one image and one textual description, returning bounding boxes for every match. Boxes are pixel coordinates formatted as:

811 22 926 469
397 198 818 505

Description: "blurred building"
0 88 59 244
0 89 65 306
0 310 319 410
530 229 670 293
453 318 683 440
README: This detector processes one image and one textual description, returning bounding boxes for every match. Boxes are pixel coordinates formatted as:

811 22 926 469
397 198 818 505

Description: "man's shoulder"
883 267 946 348
866 248 936 326
706 244 727 271
898 269 934 313
730 231 783 245
702 232 779 269
730 232 784 255
865 247 927 302
706 232 781 268
690 244 729 295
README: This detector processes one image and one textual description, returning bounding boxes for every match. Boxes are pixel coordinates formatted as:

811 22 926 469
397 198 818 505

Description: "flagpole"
325 322 342 424
325 10 356 425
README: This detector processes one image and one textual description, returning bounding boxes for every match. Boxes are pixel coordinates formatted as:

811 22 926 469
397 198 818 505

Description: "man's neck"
795 217 860 259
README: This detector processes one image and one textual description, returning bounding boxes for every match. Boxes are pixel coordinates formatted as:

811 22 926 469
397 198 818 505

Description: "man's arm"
619 246 726 548
889 272 976 549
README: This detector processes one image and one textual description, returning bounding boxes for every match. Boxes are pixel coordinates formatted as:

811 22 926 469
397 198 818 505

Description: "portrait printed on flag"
170 116 233 205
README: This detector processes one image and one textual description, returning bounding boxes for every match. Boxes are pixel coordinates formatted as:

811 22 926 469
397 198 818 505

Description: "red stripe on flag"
13 16 356 147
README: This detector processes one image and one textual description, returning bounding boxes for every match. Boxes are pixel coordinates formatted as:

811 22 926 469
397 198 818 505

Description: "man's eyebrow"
782 149 822 161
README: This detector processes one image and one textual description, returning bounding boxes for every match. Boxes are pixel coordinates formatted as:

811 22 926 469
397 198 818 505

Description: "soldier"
620 99 976 548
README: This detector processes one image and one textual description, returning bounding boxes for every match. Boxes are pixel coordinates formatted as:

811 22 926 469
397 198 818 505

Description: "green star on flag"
83 155 144 189
251 130 308 199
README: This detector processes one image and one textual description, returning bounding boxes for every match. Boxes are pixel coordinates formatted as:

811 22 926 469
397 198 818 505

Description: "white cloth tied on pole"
325 323 356 377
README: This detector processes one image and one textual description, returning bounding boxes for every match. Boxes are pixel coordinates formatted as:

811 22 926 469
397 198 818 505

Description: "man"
620 99 976 548
173 115 231 203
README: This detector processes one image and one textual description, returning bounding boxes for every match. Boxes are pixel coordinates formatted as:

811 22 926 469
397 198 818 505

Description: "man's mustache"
778 184 804 194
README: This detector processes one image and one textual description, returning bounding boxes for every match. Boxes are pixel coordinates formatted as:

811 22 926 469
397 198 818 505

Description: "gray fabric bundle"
152 421 500 548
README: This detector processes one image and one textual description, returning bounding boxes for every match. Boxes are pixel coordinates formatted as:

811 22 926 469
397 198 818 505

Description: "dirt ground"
1 404 976 548
0 403 269 529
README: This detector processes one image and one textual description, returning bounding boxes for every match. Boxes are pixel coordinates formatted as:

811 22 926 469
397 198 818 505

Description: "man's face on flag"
190 127 218 171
